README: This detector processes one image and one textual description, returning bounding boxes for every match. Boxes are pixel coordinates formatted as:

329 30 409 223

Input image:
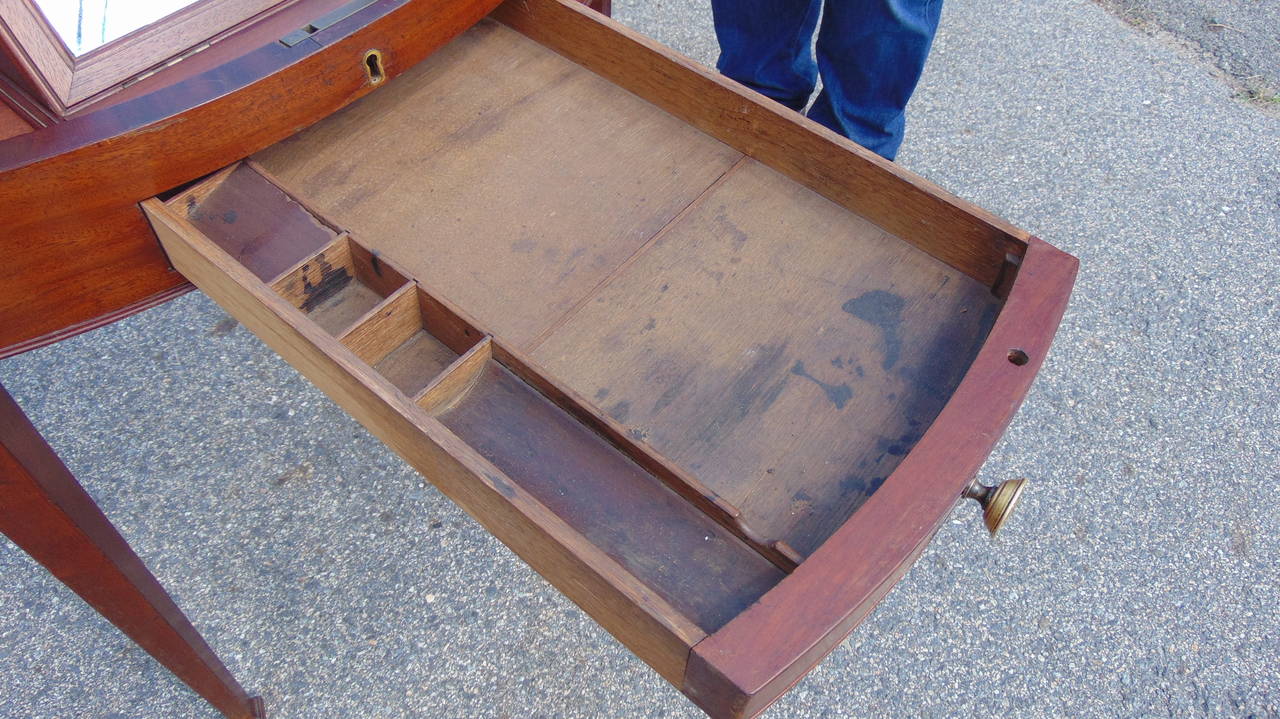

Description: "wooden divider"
338 285 423 365
418 338 494 414
490 343 802 572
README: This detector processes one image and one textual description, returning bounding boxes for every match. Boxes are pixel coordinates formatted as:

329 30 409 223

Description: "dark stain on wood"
607 400 631 423
788 360 852 410
485 472 517 500
839 473 885 497
874 429 918 460
842 290 905 370
297 258 352 313
651 367 693 415
713 208 748 251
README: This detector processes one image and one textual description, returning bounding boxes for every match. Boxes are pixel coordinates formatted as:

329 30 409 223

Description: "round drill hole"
1007 349 1030 366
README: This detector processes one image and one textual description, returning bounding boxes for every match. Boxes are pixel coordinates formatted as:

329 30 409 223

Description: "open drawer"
143 1 1076 716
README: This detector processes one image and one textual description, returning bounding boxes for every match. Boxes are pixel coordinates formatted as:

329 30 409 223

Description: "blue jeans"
711 0 943 160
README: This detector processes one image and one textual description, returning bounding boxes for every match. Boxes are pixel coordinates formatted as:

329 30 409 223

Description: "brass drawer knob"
964 478 1027 536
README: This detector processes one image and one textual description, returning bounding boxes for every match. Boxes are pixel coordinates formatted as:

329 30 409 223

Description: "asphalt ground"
2 0 1277 717
1093 0 1280 107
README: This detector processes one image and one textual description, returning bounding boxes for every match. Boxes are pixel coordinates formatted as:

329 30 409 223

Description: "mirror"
34 0 202 55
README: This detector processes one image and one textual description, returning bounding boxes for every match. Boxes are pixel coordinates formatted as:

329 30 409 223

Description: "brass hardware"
363 49 385 85
964 478 1027 536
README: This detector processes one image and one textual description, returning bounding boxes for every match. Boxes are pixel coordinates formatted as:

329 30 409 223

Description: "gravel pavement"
2 0 1277 717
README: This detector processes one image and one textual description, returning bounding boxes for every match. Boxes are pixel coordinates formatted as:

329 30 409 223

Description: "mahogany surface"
0 95 29 138
0 0 613 360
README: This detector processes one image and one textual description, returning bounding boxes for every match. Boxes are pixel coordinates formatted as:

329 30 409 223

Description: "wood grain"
491 341 799 573
534 158 1002 556
0 93 30 138
374 329 464 398
308 281 383 335
347 239 413 299
143 197 708 685
0 29 55 115
0 0 72 109
183 163 340 282
252 18 743 346
684 238 1078 718
493 0 1027 287
0 202 191 360
270 235 354 310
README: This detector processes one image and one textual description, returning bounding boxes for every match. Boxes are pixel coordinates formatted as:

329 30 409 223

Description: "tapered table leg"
0 382 264 719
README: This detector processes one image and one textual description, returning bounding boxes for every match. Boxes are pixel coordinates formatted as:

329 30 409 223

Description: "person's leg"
808 0 944 160
711 0 824 112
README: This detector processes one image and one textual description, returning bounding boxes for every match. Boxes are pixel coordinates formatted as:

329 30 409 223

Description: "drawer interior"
144 4 1012 682
182 163 339 282
249 17 1005 558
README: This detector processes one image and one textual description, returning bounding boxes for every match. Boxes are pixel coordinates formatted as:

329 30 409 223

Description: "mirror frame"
0 0 297 114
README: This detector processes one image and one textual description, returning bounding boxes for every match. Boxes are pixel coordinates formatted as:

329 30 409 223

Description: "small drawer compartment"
421 341 784 633
336 279 486 399
179 163 339 282
270 235 409 336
